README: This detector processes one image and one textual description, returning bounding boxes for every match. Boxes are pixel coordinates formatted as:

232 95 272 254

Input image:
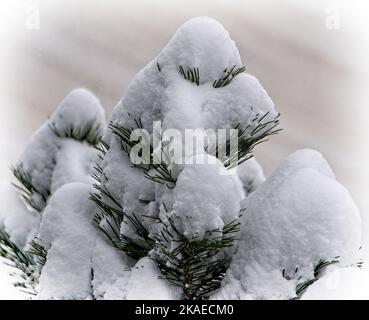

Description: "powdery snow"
37 183 97 300
126 257 181 300
49 88 105 139
213 149 361 300
171 154 244 239
301 267 369 300
91 236 133 300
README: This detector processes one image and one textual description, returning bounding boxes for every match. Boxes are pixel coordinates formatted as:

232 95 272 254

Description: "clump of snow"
37 183 97 300
110 16 276 133
301 267 369 300
126 257 180 300
237 158 265 195
171 154 244 239
49 88 105 139
160 16 241 83
0 180 39 247
213 149 361 299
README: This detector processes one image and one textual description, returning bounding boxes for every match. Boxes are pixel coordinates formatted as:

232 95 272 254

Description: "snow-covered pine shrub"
0 88 106 294
0 17 364 300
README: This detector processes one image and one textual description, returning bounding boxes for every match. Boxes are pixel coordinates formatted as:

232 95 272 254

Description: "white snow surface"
91 236 133 300
50 139 98 193
37 183 97 300
301 267 369 300
110 16 276 133
126 257 180 300
49 88 105 137
172 154 244 239
213 149 361 300
0 180 39 247
237 157 265 195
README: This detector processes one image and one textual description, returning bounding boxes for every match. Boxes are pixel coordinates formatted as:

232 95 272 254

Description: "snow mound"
126 257 180 300
214 149 361 299
172 154 244 239
49 88 105 140
91 236 133 300
111 16 276 132
301 267 369 300
159 16 241 83
37 183 97 300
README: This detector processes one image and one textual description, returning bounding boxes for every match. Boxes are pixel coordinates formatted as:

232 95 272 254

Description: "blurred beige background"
1 0 369 255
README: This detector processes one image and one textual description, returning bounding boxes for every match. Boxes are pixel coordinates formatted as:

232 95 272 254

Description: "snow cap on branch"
214 149 361 299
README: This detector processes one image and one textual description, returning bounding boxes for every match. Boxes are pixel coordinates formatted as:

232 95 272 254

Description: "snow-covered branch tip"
283 257 340 299
49 119 103 146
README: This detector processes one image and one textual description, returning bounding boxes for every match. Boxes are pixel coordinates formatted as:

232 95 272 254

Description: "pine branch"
109 117 176 188
287 257 340 299
213 65 246 88
152 213 242 300
179 65 200 86
119 213 155 260
90 184 124 250
11 164 50 213
27 238 47 268
0 228 39 294
49 119 103 146
207 112 282 169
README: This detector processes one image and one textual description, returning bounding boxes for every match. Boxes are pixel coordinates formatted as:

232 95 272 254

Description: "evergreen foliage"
0 229 47 294
12 164 50 213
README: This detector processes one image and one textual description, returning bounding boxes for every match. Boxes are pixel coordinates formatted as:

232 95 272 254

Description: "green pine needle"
0 229 41 294
179 65 200 86
49 119 103 146
11 164 50 213
213 65 246 88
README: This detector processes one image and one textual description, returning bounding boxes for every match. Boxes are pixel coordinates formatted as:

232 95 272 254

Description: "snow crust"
213 149 361 300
